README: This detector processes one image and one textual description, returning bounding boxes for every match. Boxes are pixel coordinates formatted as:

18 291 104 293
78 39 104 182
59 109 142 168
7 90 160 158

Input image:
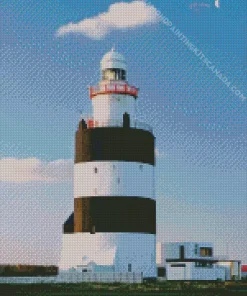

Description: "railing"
89 83 139 99
86 119 153 133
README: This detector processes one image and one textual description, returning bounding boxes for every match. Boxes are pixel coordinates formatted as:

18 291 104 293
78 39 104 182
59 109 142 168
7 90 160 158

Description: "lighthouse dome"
101 48 127 71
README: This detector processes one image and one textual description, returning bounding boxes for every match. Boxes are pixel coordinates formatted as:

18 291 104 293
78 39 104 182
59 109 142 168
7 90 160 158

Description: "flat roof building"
156 242 241 281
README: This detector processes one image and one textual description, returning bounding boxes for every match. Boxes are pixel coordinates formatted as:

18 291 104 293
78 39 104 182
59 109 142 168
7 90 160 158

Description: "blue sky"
1 0 246 265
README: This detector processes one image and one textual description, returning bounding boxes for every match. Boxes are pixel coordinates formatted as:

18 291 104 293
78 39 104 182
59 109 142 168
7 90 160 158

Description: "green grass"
0 281 246 296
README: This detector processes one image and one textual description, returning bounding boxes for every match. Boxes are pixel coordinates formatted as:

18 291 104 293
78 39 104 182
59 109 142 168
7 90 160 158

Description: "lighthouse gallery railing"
86 119 153 133
89 83 139 99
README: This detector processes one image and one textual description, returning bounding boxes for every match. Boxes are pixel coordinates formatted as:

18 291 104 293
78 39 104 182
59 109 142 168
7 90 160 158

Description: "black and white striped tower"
60 48 156 278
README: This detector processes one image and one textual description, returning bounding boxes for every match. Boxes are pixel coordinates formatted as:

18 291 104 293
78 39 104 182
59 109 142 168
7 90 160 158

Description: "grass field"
0 281 246 296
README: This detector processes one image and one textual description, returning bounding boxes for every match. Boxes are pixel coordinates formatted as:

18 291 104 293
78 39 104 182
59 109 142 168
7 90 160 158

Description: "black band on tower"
75 126 155 165
63 196 156 234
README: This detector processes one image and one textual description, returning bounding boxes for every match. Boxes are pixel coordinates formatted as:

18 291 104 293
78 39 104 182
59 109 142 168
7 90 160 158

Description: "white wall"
92 94 136 126
57 271 142 283
164 243 180 260
164 242 213 260
0 273 143 284
0 277 57 284
74 161 155 199
167 262 225 281
191 264 225 281
166 265 186 280
59 233 156 278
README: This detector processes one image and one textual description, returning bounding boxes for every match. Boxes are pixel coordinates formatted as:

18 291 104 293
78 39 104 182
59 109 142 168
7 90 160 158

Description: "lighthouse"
59 48 156 278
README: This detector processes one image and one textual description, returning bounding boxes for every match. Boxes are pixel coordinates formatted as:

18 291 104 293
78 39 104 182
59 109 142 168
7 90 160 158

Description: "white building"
156 242 241 281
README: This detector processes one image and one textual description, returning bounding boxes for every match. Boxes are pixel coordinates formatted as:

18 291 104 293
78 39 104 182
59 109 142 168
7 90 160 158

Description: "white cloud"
0 158 73 183
189 2 211 12
215 0 220 8
56 1 159 39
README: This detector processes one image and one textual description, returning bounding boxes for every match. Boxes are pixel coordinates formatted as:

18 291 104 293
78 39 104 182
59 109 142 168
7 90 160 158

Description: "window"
94 167 98 173
157 267 166 277
139 165 143 171
128 264 132 272
103 69 115 80
123 112 130 128
179 245 185 260
102 68 126 81
195 261 213 268
117 177 120 184
194 244 199 255
200 247 213 257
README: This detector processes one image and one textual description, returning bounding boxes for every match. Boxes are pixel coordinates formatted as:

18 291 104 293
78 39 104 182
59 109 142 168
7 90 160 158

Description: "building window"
117 177 120 184
94 167 98 173
157 267 166 277
200 247 213 257
139 165 143 171
179 245 185 260
123 112 130 128
195 261 213 268
128 264 132 272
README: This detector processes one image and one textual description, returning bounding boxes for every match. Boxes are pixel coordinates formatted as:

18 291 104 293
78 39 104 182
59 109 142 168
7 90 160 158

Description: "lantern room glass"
102 68 126 81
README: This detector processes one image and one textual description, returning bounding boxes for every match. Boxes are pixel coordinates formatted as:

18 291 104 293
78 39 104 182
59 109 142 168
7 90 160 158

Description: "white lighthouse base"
59 233 156 278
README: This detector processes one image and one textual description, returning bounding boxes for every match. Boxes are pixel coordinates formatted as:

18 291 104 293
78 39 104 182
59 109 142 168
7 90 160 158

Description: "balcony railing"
89 83 139 99
86 119 152 133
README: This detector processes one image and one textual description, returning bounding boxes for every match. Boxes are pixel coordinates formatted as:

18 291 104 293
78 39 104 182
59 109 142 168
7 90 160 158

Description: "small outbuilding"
156 242 241 281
